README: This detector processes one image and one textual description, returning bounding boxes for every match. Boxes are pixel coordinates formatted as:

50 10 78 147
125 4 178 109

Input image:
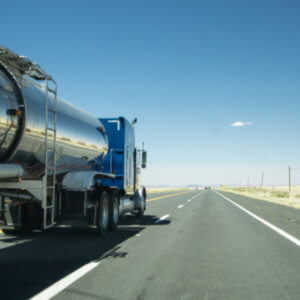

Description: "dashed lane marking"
155 214 170 224
215 191 300 247
178 204 184 208
30 261 101 300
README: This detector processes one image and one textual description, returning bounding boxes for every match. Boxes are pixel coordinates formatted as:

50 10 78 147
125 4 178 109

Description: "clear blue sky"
2 0 300 186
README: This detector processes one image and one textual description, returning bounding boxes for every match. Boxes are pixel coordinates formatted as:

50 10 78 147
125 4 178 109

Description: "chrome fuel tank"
0 62 108 178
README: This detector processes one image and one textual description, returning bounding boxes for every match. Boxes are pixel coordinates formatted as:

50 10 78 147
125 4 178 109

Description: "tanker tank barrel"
0 47 109 178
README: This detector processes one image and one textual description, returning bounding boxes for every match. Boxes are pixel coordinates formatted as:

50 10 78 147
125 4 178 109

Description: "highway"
0 190 299 299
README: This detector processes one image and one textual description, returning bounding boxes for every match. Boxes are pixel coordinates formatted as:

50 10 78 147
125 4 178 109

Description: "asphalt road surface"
0 190 299 300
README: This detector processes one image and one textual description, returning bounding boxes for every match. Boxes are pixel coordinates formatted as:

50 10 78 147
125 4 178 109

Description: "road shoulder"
217 190 300 240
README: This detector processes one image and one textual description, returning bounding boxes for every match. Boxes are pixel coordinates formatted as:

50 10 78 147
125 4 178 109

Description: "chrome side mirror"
141 150 147 168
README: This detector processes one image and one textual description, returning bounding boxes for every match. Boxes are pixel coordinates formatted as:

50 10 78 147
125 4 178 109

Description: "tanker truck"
0 46 147 234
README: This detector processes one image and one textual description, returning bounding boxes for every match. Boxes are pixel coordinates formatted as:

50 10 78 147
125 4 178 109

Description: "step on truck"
0 46 147 234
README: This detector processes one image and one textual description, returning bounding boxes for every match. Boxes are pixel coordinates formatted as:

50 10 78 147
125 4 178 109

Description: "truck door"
126 145 134 193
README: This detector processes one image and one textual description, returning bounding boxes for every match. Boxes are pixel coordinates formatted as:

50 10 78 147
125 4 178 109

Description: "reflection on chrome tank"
0 62 108 178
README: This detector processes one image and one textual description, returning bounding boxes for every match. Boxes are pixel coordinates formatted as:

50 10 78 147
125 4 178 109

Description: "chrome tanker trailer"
0 46 147 234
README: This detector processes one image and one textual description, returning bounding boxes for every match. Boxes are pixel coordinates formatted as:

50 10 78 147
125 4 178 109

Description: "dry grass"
219 186 300 209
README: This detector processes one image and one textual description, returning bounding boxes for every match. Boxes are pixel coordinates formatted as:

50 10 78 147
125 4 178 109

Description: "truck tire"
135 187 146 217
1 205 33 235
109 190 119 231
135 196 145 217
97 191 109 235
135 207 144 217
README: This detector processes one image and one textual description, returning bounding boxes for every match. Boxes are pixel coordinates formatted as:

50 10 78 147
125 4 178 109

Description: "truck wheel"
135 208 144 217
135 198 145 217
135 188 146 217
97 191 109 235
20 204 35 233
1 205 33 235
109 191 119 231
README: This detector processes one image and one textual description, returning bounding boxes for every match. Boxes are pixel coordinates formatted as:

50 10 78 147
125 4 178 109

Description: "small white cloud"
231 121 245 127
231 121 254 127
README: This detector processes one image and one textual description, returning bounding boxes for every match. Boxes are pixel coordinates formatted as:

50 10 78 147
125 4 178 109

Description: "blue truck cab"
97 117 147 217
99 117 136 195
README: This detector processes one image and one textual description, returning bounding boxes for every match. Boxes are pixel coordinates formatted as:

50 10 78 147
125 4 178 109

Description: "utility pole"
247 176 249 189
260 172 264 189
288 165 291 194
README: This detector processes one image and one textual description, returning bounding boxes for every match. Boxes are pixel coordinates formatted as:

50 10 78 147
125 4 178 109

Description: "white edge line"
178 204 184 208
30 261 100 300
215 191 300 247
155 214 170 224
